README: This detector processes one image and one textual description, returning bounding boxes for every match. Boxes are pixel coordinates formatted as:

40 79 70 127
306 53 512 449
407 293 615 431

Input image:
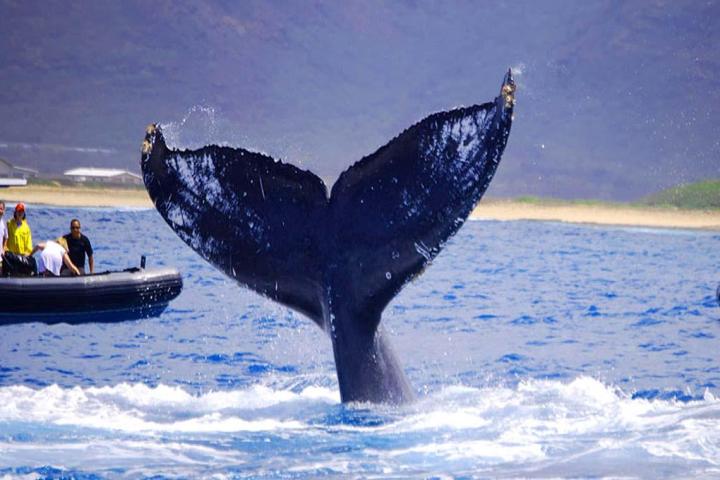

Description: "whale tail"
141 71 515 403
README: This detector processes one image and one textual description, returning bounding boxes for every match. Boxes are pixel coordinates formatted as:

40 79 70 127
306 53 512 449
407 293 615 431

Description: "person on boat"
6 202 32 256
61 218 94 275
0 201 6 274
32 237 81 277
1 203 35 276
0 200 7 253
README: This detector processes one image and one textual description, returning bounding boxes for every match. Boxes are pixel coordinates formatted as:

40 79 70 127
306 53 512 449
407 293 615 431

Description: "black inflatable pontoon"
0 267 182 324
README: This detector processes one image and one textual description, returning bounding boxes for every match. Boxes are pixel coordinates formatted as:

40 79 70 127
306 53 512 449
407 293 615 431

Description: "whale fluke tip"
501 69 516 108
142 124 160 155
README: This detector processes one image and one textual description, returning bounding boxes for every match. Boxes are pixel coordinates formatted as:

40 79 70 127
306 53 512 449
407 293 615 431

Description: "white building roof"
0 178 28 187
64 168 142 179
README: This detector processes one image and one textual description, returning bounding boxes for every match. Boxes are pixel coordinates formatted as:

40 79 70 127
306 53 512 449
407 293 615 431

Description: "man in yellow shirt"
7 203 32 255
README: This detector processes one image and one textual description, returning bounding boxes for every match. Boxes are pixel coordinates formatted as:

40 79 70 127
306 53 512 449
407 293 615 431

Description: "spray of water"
156 105 319 182
160 106 220 150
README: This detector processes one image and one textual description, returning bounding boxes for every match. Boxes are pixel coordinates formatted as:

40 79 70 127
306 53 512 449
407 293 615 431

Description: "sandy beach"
1 185 153 208
1 185 718 231
471 199 720 231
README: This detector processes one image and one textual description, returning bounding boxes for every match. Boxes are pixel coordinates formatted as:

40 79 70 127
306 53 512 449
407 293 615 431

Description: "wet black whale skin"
141 72 515 404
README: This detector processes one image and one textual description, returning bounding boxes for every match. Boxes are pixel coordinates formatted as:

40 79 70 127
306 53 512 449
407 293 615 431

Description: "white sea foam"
371 376 720 471
0 438 246 478
1 377 718 476
0 382 337 434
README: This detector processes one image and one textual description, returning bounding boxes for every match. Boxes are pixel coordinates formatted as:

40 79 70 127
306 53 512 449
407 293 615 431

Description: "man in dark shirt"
62 218 94 274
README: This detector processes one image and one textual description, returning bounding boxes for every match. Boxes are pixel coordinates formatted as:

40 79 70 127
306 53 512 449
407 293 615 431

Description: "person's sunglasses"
71 226 81 230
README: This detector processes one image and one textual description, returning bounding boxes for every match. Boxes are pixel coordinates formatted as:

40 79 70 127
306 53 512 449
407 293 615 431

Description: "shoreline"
0 185 153 208
1 186 719 231
471 199 720 231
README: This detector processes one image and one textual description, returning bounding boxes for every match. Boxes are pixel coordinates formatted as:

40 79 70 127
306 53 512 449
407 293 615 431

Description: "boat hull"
0 268 182 323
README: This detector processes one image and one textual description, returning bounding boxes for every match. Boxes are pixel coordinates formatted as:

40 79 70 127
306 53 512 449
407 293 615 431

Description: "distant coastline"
0 184 152 208
472 198 720 231
1 185 718 231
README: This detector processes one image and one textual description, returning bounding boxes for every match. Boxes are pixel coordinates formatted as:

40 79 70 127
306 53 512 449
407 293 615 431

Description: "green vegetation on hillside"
26 178 62 187
492 180 720 211
641 180 720 210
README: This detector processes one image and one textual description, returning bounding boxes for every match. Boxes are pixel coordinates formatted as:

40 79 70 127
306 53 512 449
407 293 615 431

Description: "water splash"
0 377 718 477
157 105 281 163
160 105 221 150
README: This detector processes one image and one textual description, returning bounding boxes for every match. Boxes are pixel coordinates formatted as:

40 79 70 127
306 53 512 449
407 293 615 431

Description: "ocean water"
0 206 718 478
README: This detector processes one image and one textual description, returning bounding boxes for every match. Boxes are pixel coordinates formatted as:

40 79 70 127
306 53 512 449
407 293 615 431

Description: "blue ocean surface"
0 206 718 478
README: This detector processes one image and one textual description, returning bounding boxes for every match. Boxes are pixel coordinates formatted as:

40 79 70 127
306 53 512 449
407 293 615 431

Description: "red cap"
14 203 25 213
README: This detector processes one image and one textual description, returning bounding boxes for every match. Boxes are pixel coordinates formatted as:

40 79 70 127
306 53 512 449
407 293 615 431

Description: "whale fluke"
141 71 515 403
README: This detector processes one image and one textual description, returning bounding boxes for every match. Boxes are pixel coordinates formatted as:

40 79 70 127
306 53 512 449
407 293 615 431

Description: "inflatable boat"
0 267 182 324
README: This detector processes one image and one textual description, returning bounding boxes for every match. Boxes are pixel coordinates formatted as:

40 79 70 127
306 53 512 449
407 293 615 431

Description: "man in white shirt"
32 238 81 277
0 200 7 252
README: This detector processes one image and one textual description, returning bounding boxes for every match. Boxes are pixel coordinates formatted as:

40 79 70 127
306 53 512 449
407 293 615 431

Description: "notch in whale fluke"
141 72 515 404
